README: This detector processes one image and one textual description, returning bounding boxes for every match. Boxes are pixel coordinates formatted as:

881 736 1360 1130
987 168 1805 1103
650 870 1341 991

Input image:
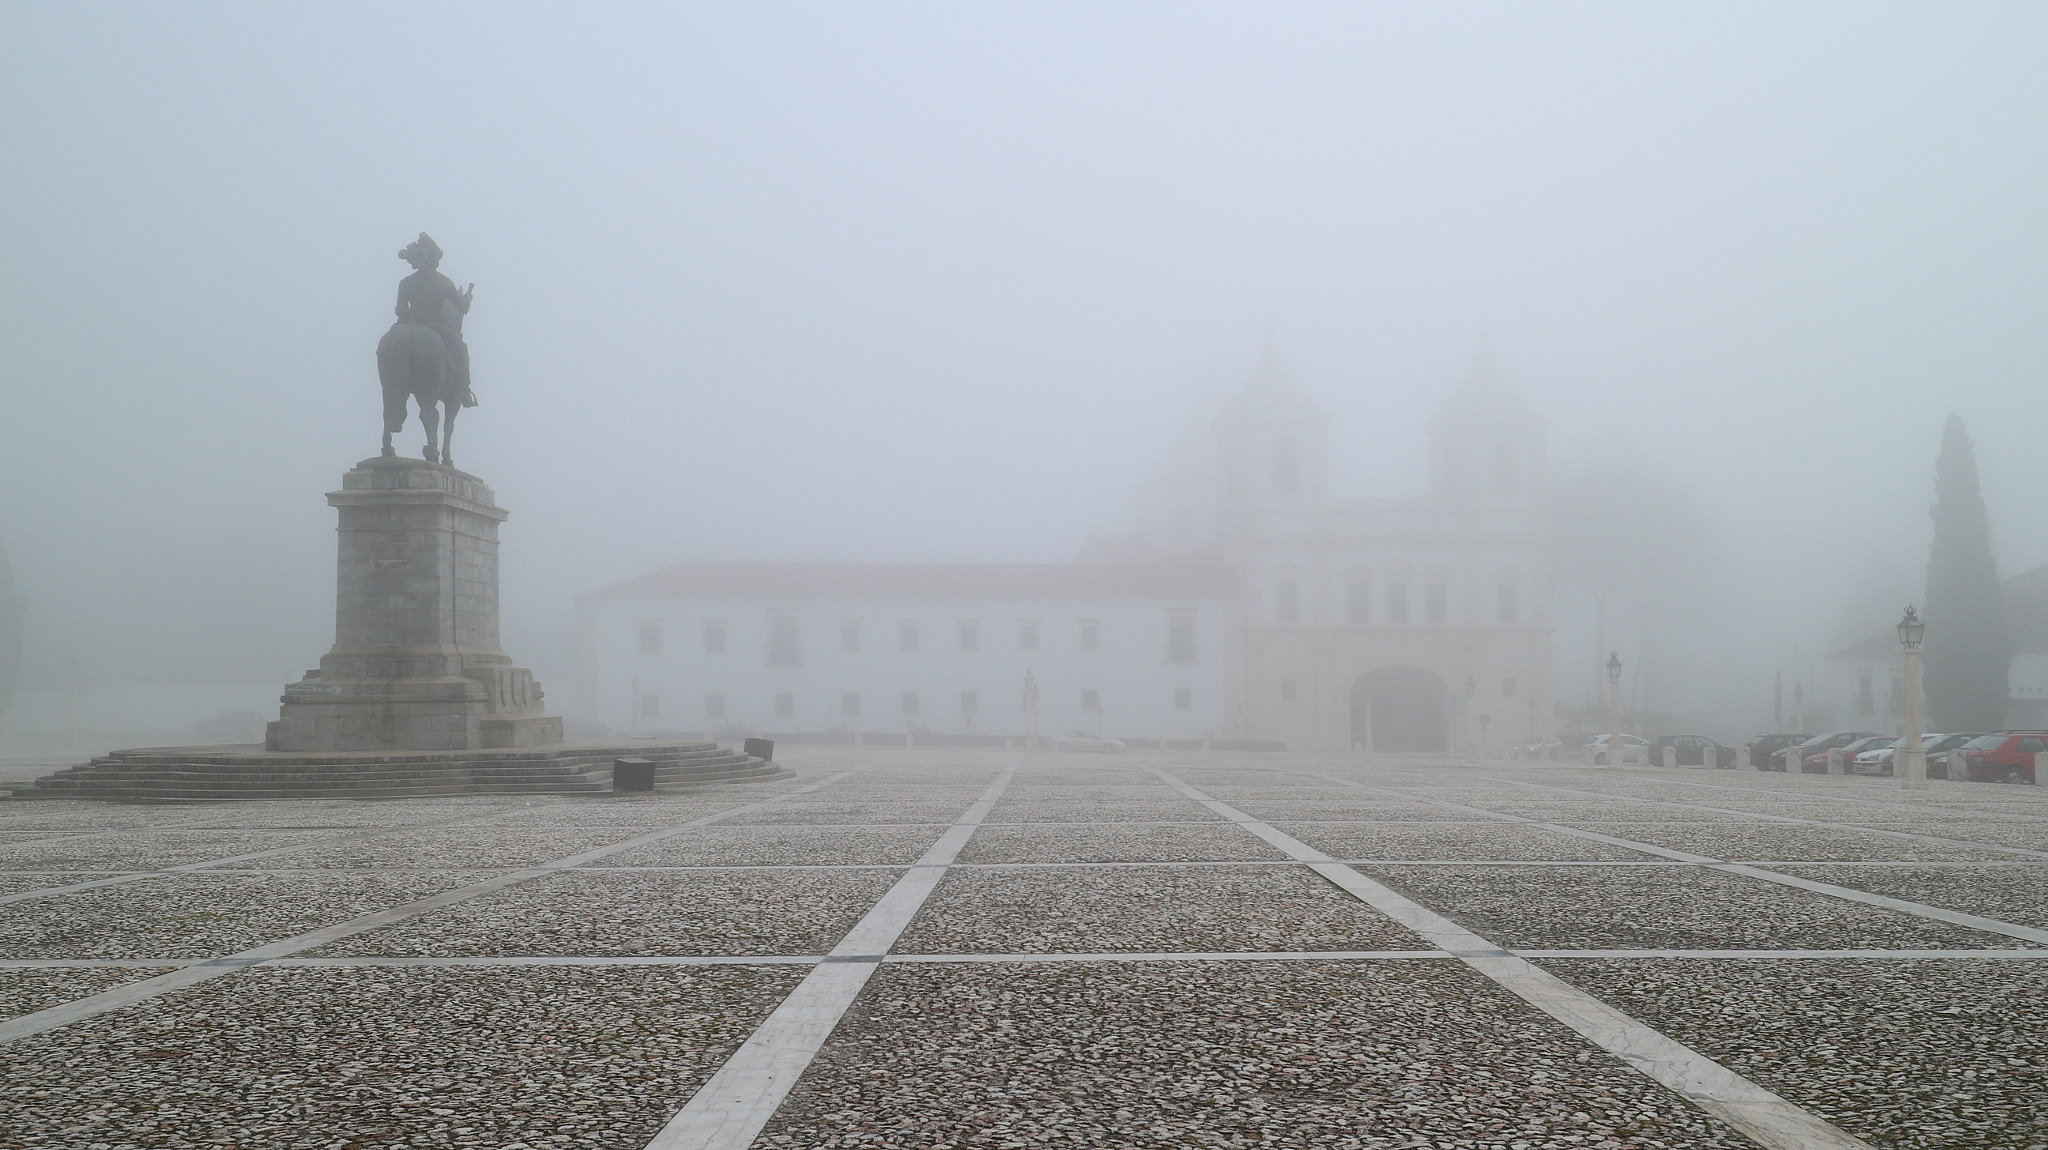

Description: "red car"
1958 731 2048 784
1793 731 1882 773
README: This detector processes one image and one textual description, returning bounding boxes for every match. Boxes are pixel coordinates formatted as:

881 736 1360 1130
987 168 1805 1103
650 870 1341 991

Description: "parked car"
1520 736 1568 759
1957 731 2048 784
1854 732 1975 777
1744 733 1814 771
1845 737 1904 775
1644 734 1735 768
1803 734 1892 772
1785 731 1881 773
1053 730 1125 754
1927 733 1983 780
1585 733 1650 764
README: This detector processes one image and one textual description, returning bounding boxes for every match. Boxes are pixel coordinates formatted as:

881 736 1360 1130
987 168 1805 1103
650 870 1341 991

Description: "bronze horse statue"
378 233 475 465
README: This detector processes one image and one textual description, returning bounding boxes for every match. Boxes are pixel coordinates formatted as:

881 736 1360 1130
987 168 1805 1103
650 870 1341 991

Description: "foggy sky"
4 3 2046 731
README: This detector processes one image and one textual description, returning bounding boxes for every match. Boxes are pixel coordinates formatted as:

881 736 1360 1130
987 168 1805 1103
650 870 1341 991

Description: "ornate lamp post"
1897 605 1926 790
1606 652 1624 767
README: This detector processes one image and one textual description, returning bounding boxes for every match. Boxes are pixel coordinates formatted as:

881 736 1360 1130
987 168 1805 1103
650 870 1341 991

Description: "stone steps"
18 741 793 802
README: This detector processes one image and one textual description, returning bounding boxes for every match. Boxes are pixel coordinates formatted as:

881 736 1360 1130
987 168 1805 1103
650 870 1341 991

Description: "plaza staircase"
21 740 792 802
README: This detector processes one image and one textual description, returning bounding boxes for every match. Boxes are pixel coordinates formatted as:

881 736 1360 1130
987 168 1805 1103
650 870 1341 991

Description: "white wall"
579 593 1231 739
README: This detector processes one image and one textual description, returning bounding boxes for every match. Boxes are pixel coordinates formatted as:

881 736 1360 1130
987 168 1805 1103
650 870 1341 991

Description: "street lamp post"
1606 652 1624 767
1897 605 1927 791
1463 674 1477 758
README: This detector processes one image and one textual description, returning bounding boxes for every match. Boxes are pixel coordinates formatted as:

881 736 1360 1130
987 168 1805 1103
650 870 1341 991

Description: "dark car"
1745 733 1814 771
1927 733 1984 780
1958 731 2048 784
1645 734 1735 768
1789 731 1881 773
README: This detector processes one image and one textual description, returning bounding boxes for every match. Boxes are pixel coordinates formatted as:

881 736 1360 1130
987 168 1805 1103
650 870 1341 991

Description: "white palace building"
575 348 1554 752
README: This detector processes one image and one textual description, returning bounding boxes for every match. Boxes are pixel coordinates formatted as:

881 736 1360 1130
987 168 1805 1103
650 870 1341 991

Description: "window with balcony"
1167 612 1197 663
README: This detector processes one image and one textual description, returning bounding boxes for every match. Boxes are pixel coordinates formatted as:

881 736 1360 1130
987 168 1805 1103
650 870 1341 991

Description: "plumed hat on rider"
398 232 444 268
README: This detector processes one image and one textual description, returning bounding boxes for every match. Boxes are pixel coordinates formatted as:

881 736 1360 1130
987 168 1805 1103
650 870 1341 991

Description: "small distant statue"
376 233 476 465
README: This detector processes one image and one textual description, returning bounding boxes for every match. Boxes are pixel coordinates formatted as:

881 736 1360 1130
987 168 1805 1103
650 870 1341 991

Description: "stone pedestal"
268 456 562 752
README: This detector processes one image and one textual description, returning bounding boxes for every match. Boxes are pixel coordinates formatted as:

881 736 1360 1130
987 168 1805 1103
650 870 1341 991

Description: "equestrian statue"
377 233 477 464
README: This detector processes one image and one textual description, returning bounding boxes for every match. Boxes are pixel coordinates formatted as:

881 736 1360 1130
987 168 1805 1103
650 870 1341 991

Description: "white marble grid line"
1153 769 1877 1150
1495 776 2048 858
0 767 877 1045
10 947 2048 972
643 768 1018 1150
1332 776 2048 947
0 804 547 906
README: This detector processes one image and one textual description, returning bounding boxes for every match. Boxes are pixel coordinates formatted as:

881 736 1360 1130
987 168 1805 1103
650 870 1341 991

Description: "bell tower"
1428 348 1546 510
1215 332 1329 542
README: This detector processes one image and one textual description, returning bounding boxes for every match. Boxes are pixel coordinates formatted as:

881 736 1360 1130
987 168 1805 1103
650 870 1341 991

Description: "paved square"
3 749 2046 1149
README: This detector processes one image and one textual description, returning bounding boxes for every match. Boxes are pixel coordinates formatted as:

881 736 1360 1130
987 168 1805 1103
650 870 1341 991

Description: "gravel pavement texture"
1273 822 1652 861
1554 822 2015 862
957 823 1294 863
896 865 1433 953
0 871 496 959
755 960 1760 1149
723 800 976 825
0 830 343 870
1363 864 2035 950
597 824 949 867
1771 864 2048 932
0 965 181 1017
0 963 803 1149
309 868 901 957
1540 958 2048 1150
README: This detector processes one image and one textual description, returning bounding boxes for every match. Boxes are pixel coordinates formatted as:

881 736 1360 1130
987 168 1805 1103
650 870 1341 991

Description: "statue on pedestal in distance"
377 232 476 465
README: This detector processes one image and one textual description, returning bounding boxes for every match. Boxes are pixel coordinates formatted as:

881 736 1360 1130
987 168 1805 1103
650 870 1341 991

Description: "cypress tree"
1923 415 2009 731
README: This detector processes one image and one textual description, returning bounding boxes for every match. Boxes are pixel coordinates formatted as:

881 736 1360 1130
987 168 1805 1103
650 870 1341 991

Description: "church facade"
575 350 1554 752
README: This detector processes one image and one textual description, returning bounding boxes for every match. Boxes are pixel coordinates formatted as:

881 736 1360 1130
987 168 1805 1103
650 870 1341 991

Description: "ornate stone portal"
267 456 562 752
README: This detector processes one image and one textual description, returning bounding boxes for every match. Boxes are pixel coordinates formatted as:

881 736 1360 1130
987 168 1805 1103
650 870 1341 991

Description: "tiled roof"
583 561 1240 601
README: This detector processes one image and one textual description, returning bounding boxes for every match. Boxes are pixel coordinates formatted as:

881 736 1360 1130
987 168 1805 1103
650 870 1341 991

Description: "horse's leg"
378 342 407 458
420 397 440 462
440 397 457 466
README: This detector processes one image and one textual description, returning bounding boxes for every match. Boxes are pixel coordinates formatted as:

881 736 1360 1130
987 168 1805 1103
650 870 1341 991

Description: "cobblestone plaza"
3 751 2045 1149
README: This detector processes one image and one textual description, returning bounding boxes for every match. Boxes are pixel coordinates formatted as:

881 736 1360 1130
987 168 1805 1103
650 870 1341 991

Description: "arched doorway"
1351 666 1449 751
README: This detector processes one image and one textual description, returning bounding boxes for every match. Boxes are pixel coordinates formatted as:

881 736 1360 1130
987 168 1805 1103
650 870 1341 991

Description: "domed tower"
1215 333 1329 543
1427 348 1546 510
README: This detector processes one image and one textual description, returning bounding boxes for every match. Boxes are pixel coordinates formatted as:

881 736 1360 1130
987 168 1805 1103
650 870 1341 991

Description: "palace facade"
575 347 1554 752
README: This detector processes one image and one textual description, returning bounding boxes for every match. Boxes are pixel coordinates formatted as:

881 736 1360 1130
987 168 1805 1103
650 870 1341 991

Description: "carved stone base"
267 457 560 753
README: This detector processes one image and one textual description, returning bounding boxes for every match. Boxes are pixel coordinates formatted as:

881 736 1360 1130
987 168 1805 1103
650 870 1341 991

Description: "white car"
1053 730 1125 753
1855 734 1970 776
1584 733 1649 764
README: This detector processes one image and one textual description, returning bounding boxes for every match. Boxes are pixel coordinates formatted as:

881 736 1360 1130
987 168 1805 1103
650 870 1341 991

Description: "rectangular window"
1502 678 1517 698
960 690 978 714
1425 582 1447 624
901 691 920 716
769 615 802 666
1275 582 1299 624
1346 582 1369 625
899 620 921 652
1167 613 1196 663
1081 688 1100 712
1174 687 1191 710
775 692 794 717
959 620 979 652
1386 583 1409 624
1079 619 1100 651
841 691 861 716
1281 679 1298 700
1496 585 1519 624
1019 619 1040 651
840 621 861 653
703 621 727 654
638 623 663 655
705 694 725 719
639 694 661 719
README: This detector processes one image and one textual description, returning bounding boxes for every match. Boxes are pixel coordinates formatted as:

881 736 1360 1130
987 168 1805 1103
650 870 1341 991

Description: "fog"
4 3 2046 747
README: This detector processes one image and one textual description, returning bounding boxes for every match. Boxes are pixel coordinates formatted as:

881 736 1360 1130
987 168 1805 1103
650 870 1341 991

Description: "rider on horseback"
396 233 477 407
